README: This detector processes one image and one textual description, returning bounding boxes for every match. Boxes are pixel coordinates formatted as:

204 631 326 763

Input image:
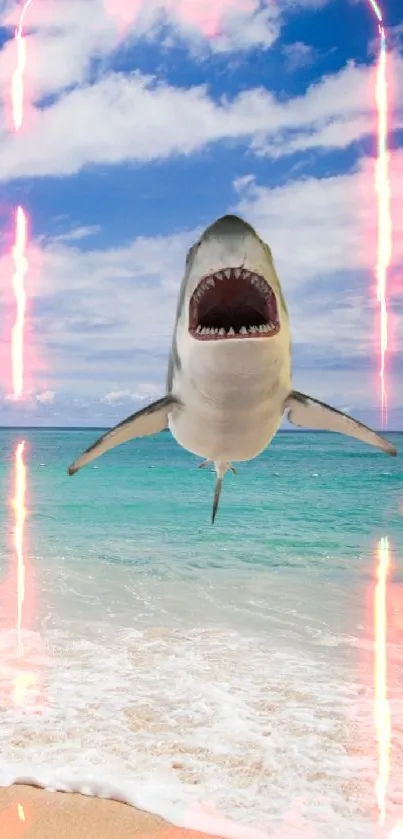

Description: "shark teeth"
194 267 268 300
196 323 275 338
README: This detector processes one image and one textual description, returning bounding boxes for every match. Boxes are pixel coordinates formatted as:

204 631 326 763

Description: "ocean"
0 428 402 838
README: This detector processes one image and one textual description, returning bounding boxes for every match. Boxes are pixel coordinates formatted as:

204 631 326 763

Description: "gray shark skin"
68 214 397 523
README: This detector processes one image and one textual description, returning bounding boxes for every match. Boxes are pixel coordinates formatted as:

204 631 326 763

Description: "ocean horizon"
0 428 402 837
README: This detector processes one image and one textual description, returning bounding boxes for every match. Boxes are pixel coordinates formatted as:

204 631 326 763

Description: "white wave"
0 560 388 837
0 768 269 839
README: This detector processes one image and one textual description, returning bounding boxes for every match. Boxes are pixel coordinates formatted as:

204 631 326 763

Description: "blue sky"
0 0 402 428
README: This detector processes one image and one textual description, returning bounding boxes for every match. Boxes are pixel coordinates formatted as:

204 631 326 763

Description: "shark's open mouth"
189 268 279 340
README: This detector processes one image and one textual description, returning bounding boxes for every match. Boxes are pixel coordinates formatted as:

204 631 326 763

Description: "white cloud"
0 53 401 180
52 225 100 243
103 390 133 403
2 388 56 405
1 1 400 180
133 382 162 400
36 389 55 403
103 383 161 404
232 149 403 288
0 0 119 103
0 0 282 108
194 4 280 53
283 41 317 72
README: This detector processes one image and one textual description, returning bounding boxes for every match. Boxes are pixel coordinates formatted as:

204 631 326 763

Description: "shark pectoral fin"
68 395 180 475
284 391 397 456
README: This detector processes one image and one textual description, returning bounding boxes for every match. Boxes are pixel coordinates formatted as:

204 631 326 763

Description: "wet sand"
0 785 223 839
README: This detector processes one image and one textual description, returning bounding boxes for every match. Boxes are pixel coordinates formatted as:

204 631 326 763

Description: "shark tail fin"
211 475 223 525
68 395 180 476
211 461 234 524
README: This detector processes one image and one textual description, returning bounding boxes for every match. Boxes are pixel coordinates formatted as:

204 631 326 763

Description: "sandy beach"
0 785 224 839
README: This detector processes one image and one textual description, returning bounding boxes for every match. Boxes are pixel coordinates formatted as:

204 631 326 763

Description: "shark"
68 214 397 522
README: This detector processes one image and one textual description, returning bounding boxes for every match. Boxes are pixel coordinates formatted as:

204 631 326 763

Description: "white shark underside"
68 215 397 523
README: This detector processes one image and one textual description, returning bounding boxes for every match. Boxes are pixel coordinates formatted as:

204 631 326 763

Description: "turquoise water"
0 428 401 569
0 428 402 837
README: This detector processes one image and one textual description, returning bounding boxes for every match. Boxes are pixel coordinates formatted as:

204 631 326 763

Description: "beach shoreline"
0 784 225 839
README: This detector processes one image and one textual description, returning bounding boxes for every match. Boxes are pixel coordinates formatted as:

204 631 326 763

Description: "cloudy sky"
0 0 402 428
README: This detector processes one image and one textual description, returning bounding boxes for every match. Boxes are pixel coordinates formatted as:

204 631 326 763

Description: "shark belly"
168 376 286 462
169 408 280 461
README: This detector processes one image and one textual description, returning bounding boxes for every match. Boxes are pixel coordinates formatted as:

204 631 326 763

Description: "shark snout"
203 214 256 240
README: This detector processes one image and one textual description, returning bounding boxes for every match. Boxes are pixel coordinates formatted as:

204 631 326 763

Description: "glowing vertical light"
12 441 26 658
11 0 35 132
366 0 392 427
11 0 33 399
11 206 28 401
367 0 382 23
10 1 35 709
374 24 391 429
366 1 393 829
374 536 391 825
